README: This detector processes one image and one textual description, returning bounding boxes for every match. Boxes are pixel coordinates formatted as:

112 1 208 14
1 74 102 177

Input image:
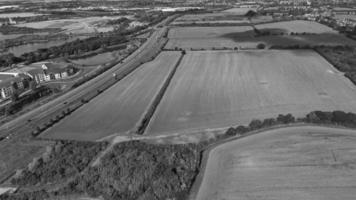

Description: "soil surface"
193 126 356 200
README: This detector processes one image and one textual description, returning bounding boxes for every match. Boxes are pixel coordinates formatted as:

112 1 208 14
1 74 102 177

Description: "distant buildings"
333 7 356 15
0 72 31 101
0 62 78 102
0 62 77 102
332 7 356 27
22 62 78 84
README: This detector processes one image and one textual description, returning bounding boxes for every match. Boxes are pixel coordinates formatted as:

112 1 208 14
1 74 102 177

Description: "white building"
0 72 31 101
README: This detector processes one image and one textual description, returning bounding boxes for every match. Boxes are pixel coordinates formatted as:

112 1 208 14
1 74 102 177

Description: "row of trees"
223 110 356 138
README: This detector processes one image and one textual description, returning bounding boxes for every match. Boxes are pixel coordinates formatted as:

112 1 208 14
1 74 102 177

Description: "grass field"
256 20 337 34
146 50 356 135
172 13 272 26
223 7 257 15
16 16 129 34
174 13 247 22
193 126 356 200
165 26 253 49
165 21 356 49
41 51 181 141
168 26 252 38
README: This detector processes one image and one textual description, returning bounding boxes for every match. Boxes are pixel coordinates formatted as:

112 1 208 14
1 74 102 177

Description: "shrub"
257 43 266 49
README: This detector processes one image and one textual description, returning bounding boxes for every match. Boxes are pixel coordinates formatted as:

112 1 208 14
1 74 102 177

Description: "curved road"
192 125 356 200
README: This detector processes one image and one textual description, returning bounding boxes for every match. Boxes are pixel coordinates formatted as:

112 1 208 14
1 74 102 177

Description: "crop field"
174 13 247 22
165 23 356 49
172 13 272 26
168 26 252 38
171 20 250 26
223 7 257 15
41 51 181 141
255 20 337 34
146 50 356 135
193 126 356 200
16 16 130 34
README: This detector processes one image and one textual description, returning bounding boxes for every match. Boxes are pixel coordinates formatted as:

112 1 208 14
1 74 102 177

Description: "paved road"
0 21 169 139
193 126 356 200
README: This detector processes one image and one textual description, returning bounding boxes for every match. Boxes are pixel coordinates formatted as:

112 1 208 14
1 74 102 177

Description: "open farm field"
146 50 356 136
192 126 356 200
174 13 247 22
168 26 253 39
255 20 337 34
41 51 181 141
165 24 356 49
171 20 250 26
223 7 257 15
172 13 272 26
16 16 130 34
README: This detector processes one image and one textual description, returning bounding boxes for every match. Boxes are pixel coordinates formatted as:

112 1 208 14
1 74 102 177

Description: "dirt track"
192 126 356 200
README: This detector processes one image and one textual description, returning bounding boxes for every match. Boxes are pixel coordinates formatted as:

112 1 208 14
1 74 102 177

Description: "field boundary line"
134 51 185 135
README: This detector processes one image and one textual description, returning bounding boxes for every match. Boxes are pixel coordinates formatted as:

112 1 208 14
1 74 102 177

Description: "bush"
249 119 263 130
225 127 237 137
257 43 266 49
60 141 202 200
11 141 107 187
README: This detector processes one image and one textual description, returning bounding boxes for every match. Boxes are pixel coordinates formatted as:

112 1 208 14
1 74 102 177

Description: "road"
191 125 356 200
0 20 170 139
0 15 175 183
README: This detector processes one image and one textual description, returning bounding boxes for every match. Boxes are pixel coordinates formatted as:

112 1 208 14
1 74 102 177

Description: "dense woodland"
4 141 202 200
11 141 108 187
0 25 58 35
4 110 356 200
